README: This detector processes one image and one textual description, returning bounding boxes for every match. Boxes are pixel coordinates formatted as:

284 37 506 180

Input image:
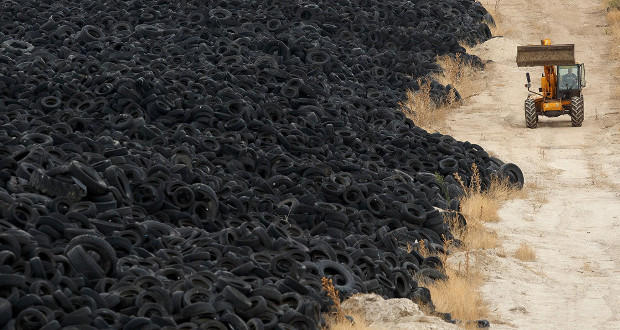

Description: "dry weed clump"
321 277 370 330
399 54 480 132
400 80 448 132
433 53 479 99
416 165 523 325
609 9 620 34
451 164 523 250
484 0 512 37
456 164 524 223
424 251 489 323
514 242 536 261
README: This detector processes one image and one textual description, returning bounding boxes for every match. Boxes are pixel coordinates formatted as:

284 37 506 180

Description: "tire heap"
0 0 501 329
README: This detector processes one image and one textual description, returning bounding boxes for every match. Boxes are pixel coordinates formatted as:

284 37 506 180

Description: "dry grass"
399 55 481 132
484 0 513 37
400 80 451 132
417 166 524 326
457 164 525 224
450 164 524 251
433 54 480 99
610 8 620 27
514 242 536 261
608 5 620 41
459 221 499 251
423 251 489 324
324 312 370 330
451 164 524 250
606 3 620 99
322 277 370 330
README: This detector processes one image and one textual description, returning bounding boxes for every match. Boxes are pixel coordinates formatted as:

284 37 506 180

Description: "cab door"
579 63 586 88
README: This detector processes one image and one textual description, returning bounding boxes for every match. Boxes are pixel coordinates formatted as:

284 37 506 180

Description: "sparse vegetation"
606 1 620 99
423 251 489 324
608 4 620 36
514 242 536 261
484 0 512 37
400 54 481 132
419 164 524 326
457 164 524 224
400 79 451 132
433 53 480 99
322 277 370 330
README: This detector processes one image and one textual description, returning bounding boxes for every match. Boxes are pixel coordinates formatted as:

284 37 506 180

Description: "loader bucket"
516 44 575 67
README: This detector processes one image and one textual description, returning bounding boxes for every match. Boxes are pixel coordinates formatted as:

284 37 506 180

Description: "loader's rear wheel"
570 96 584 127
525 98 537 129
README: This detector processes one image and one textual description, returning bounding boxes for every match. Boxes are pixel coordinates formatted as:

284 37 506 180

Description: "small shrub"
514 242 536 261
399 53 481 132
433 53 479 99
424 251 489 322
399 79 448 132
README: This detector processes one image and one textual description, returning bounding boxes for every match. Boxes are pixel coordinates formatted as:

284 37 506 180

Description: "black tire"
400 203 426 226
0 298 11 328
219 312 249 330
438 157 459 176
29 168 86 200
247 318 265 330
66 245 106 280
391 269 413 298
570 96 584 127
69 160 108 196
419 267 447 282
181 302 217 320
237 296 267 320
222 285 252 310
65 235 117 277
15 307 49 330
499 163 524 189
525 98 537 129
316 260 355 294
0 274 26 288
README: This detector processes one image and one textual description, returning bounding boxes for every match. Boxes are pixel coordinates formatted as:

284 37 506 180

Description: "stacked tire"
0 0 514 328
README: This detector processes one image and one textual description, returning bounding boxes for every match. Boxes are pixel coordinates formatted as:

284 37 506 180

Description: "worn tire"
570 96 584 127
499 163 524 189
65 234 117 278
525 98 537 129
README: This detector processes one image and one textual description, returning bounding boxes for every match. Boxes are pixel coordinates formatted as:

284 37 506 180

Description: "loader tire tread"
570 96 584 127
525 99 537 129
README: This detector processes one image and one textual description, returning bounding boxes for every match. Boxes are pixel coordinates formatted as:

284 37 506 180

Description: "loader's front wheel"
525 98 537 129
570 96 584 127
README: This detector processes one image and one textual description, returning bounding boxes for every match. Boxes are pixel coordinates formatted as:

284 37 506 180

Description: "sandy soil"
444 0 620 328
346 1 620 329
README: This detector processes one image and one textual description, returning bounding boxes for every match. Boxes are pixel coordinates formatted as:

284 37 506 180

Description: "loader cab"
557 64 585 98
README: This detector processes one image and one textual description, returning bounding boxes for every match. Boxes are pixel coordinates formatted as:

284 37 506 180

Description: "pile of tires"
0 0 510 328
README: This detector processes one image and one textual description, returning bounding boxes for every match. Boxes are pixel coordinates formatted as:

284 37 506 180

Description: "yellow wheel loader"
516 39 586 128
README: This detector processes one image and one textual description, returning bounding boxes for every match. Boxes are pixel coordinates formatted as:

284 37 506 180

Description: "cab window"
557 65 580 91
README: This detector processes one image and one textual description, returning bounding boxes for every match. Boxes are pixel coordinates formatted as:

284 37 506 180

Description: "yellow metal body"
532 39 567 114
518 38 584 127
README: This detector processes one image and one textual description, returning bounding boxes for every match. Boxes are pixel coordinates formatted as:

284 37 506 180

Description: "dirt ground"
445 0 620 328
347 0 620 329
